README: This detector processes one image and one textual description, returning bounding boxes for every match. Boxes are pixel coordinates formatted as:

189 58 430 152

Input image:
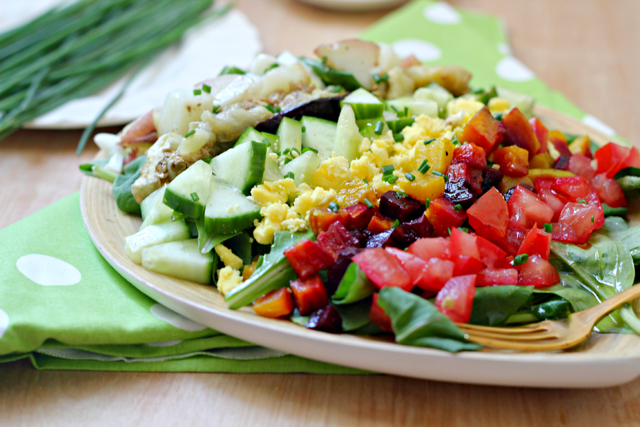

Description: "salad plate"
81 104 640 388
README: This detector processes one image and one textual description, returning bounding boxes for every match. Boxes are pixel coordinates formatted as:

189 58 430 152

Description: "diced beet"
444 179 476 204
481 167 504 194
365 228 396 248
342 202 376 230
452 143 487 169
554 156 571 170
350 228 372 248
307 305 343 333
447 163 483 195
458 106 506 153
401 214 434 239
290 274 329 315
316 222 360 261
502 108 540 159
548 131 572 158
308 208 349 235
367 214 394 233
283 239 334 278
379 191 425 222
390 226 418 249
503 187 516 202
425 197 467 237
326 247 362 295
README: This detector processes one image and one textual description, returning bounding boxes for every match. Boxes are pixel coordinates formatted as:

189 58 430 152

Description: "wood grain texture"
1 0 640 426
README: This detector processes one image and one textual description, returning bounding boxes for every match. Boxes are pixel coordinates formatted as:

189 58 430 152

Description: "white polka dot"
392 39 442 62
582 114 616 137
16 254 81 286
150 304 206 331
423 2 461 25
147 340 182 347
497 43 512 55
496 57 535 82
0 309 8 339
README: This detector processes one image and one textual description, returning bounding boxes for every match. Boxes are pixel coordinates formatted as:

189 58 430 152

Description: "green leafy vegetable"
195 219 239 254
333 297 373 331
112 155 146 214
600 220 640 265
79 158 110 178
290 309 309 327
299 57 361 91
602 203 628 217
332 263 375 305
614 166 640 180
377 287 482 352
225 232 253 265
531 298 571 320
469 285 533 326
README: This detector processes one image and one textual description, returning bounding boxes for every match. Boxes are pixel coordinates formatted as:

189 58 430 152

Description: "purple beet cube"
307 305 342 333
379 191 425 222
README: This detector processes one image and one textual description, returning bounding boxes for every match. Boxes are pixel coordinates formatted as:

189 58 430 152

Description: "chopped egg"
217 266 243 296
214 244 243 270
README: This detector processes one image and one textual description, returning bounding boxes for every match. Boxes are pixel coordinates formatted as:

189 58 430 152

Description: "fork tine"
462 329 559 341
457 322 549 334
463 334 581 352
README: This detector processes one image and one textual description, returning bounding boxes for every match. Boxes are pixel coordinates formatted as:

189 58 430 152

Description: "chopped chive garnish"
424 138 436 145
382 174 399 184
393 133 404 142
193 89 202 96
544 223 553 233
373 73 389 84
364 199 374 208
290 148 301 157
184 130 195 138
190 192 199 202
448 228 452 236
264 63 279 72
284 158 292 164
261 138 271 147
302 126 306 133
404 106 409 117
418 159 431 174
591 215 595 223
374 121 384 135
578 199 587 204
458 227 469 233
454 204 462 211
392 219 400 228
284 172 295 180
381 165 395 175
203 157 212 164
452 136 460 146
302 147 318 154
213 105 221 114
264 105 281 114
321 56 328 64
283 148 290 155
433 170 448 182
425 197 431 208
363 178 369 184
329 85 343 93
405 172 415 182
390 105 399 114
396 191 407 198
329 202 339 212
493 112 503 121
202 84 211 94
513 254 529 265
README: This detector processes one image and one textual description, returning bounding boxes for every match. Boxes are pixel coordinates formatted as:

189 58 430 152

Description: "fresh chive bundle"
0 0 230 152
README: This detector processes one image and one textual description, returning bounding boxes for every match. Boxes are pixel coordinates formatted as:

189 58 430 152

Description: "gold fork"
458 284 640 351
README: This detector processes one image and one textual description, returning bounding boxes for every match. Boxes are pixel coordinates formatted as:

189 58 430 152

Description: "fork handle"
579 284 640 326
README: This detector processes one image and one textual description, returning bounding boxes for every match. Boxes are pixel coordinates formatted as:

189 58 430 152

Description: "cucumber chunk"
140 186 173 231
233 126 264 147
204 176 261 235
260 131 280 150
414 83 453 112
333 105 362 161
301 116 337 160
496 87 535 118
163 160 212 219
142 239 213 284
125 220 190 264
277 117 302 153
385 97 438 119
340 88 383 120
211 140 267 194
263 153 284 183
280 150 321 185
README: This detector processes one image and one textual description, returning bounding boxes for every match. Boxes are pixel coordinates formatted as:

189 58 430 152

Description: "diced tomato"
290 274 328 315
435 275 477 323
584 192 605 228
567 154 596 182
416 257 455 291
458 106 506 153
467 187 508 240
490 220 529 255
517 226 551 260
316 222 360 261
309 208 349 235
451 255 484 276
476 268 519 286
452 143 488 169
496 255 514 268
551 176 591 202
548 130 572 158
534 177 553 192
284 239 334 278
425 197 467 237
370 293 393 332
475 235 507 267
253 288 295 318
507 186 554 229
553 202 601 244
592 173 627 208
622 147 640 170
448 227 481 261
367 214 394 234
492 145 529 177
352 248 413 291
517 255 560 288
594 142 632 178
408 237 449 261
537 189 567 222
447 162 484 196
342 202 376 230
385 247 428 287
502 108 540 159
529 117 548 153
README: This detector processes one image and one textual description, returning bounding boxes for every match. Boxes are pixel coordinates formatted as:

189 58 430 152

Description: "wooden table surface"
1 0 639 425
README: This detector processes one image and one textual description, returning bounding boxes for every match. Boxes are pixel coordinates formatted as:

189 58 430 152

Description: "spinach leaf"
210 252 219 285
601 223 640 266
79 158 110 179
225 230 313 309
332 263 375 305
531 298 571 320
112 155 146 214
614 166 640 180
617 176 640 192
469 285 533 326
290 309 309 327
195 218 240 254
377 287 482 352
602 203 628 217
226 232 253 265
534 283 598 313
334 297 373 331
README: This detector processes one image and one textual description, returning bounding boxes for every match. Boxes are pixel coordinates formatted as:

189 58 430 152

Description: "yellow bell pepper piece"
527 168 575 181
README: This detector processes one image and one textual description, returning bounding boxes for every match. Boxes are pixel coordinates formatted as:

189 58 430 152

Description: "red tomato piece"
592 173 627 208
408 237 449 261
622 147 640 170
507 186 554 229
529 117 548 153
425 197 467 237
352 248 413 291
594 142 631 178
517 226 552 260
492 145 530 177
517 255 560 288
567 154 596 182
308 208 350 235
448 227 480 261
290 274 329 315
458 106 506 153
253 288 295 318
496 255 514 268
342 202 376 230
553 202 600 244
490 219 529 255
385 247 428 287
534 178 553 192
284 239 334 279
451 255 484 276
476 268 519 286
370 293 393 332
551 176 591 202
502 108 540 159
584 192 605 228
452 143 488 169
435 275 477 323
475 235 507 267
467 187 508 240
537 189 566 222
316 222 359 261
417 258 455 292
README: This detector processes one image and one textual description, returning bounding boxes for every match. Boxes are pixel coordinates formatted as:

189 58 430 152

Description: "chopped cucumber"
261 131 280 150
280 150 321 185
125 220 190 264
263 153 284 183
277 117 302 153
414 83 453 116
386 118 415 134
211 140 267 195
385 97 438 118
141 186 162 220
142 239 213 284
301 116 337 160
496 87 535 118
163 160 212 219
233 127 264 147
204 176 261 235
140 186 173 230
340 88 384 120
333 105 362 161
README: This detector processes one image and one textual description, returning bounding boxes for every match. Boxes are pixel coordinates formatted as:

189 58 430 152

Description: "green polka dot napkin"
0 0 623 372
